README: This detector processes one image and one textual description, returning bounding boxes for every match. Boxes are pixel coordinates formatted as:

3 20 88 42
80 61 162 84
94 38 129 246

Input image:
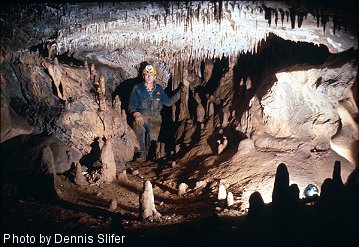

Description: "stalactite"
286 10 289 23
321 13 328 34
264 6 272 27
289 8 296 29
279 8 284 26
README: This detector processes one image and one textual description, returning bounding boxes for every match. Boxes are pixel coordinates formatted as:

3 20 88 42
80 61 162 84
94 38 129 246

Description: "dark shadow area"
79 137 102 172
56 51 85 67
112 62 149 125
196 56 230 109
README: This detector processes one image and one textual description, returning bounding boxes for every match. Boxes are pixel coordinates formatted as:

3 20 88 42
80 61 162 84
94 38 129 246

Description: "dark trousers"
133 113 162 157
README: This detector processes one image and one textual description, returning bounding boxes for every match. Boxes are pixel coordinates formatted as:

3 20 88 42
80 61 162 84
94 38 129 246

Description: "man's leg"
132 122 147 161
148 114 162 160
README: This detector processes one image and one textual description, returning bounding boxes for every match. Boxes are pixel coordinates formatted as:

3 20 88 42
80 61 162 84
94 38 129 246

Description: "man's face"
143 73 155 84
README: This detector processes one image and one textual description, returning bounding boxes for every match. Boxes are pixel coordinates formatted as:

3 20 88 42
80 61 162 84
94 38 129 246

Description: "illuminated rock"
227 192 234 206
218 184 227 200
178 183 188 196
140 180 162 220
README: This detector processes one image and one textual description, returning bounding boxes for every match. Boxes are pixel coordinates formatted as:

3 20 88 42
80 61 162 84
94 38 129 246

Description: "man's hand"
133 112 144 126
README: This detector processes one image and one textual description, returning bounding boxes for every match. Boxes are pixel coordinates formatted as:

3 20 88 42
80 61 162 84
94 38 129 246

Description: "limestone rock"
248 191 266 218
227 192 234 207
99 138 117 183
178 183 188 196
330 101 359 165
0 101 32 143
194 93 205 124
140 180 161 220
195 180 207 189
272 163 290 213
218 184 227 200
74 163 87 186
40 146 56 176
237 138 255 154
109 198 118 211
117 170 128 184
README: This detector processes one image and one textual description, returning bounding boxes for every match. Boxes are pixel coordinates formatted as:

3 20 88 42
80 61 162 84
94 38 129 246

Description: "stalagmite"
74 163 87 186
178 183 188 196
208 99 214 118
155 142 161 160
204 59 214 83
121 109 127 131
179 69 191 121
160 142 166 159
117 170 128 184
246 77 253 90
227 192 234 206
140 180 162 220
218 184 227 200
222 111 229 128
195 92 205 125
90 63 96 82
183 118 195 147
113 95 122 126
97 74 107 111
109 198 117 211
99 138 117 183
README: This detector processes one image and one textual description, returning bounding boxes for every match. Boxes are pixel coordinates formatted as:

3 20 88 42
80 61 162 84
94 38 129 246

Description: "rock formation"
178 183 188 196
140 180 161 220
218 184 227 200
74 163 87 186
99 138 117 183
227 192 234 207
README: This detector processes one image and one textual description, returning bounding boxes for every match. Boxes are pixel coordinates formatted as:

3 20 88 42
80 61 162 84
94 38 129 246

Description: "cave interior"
0 1 358 246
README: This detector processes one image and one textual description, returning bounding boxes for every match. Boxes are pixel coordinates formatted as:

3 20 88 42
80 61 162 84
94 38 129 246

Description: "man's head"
143 64 157 84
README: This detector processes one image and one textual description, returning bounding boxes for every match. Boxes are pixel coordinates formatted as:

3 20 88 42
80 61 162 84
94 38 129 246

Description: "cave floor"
1 159 247 246
1 149 358 246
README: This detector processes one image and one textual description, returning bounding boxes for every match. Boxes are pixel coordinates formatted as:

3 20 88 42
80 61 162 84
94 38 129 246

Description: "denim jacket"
128 82 181 116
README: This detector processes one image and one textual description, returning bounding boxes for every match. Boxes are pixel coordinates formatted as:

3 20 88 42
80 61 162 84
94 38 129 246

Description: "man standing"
129 64 182 162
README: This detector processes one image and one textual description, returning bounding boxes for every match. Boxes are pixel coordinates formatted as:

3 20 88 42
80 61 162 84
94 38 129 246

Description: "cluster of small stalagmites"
217 184 235 208
19 49 43 66
247 161 348 222
87 63 127 138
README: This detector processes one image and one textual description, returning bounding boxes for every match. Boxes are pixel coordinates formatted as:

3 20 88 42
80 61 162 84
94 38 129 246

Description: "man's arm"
160 85 181 106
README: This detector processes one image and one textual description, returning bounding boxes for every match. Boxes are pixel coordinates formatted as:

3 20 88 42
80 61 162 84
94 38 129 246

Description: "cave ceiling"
1 1 358 79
